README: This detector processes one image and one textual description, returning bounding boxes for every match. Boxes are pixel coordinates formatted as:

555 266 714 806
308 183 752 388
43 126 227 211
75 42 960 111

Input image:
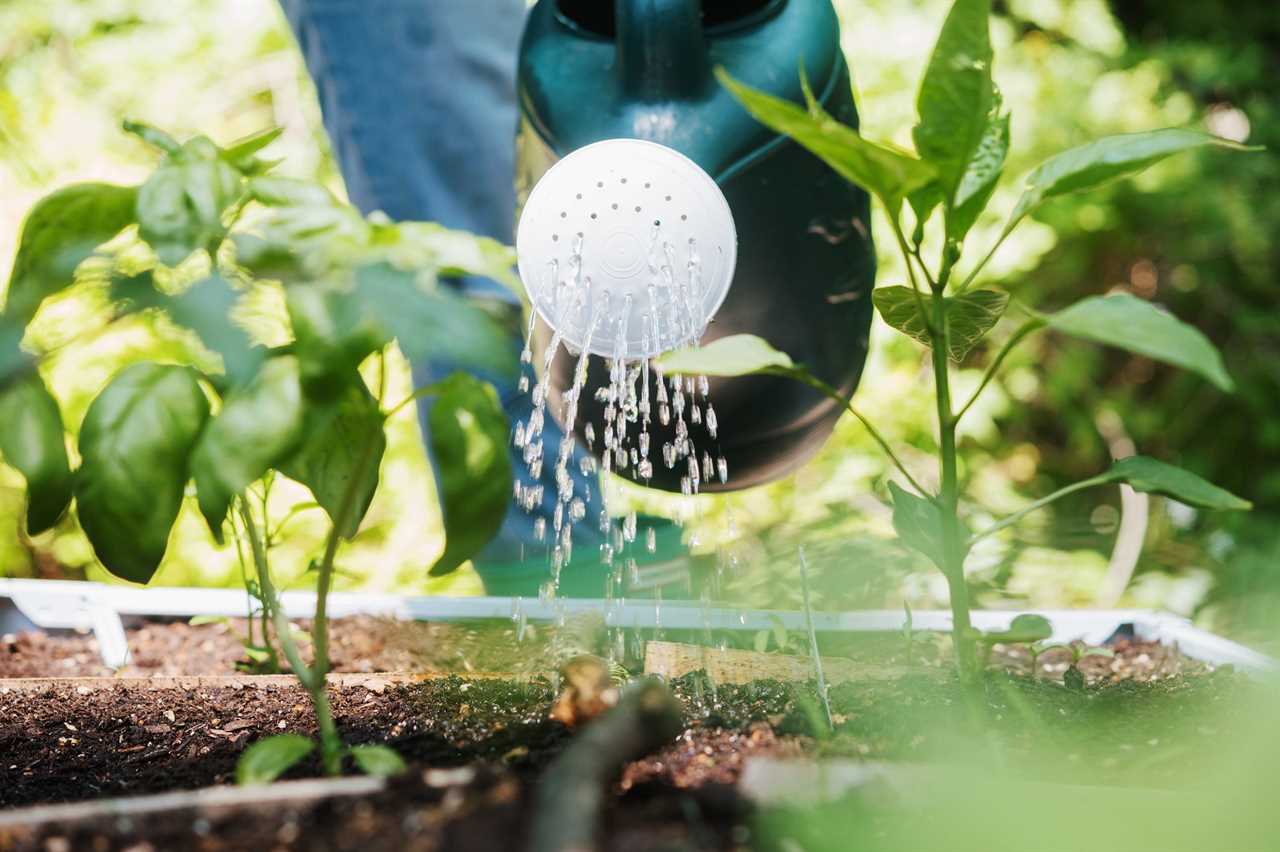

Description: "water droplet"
646 526 657 553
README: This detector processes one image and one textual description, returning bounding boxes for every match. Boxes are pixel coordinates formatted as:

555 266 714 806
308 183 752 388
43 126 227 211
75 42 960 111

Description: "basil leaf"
278 374 386 539
191 356 305 539
76 363 210 583
0 374 72 534
3 183 137 323
427 373 512 576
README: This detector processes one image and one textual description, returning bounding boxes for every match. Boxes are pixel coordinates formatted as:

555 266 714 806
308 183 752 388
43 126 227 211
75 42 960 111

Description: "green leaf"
427 373 512 576
0 315 29 388
1104 456 1250 511
656 334 795 377
872 287 1008 361
122 120 180 154
888 481 967 571
285 283 389 395
982 613 1053 645
1042 293 1233 391
236 734 315 786
247 176 337 209
396 222 521 293
717 68 935 209
0 374 72 534
349 744 406 777
948 109 1009 242
191 355 305 540
220 127 283 173
907 182 943 235
187 614 231 627
278 374 386 539
113 272 263 386
3 183 138 323
356 263 517 383
136 137 244 265
913 0 996 201
77 363 210 583
1011 128 1260 223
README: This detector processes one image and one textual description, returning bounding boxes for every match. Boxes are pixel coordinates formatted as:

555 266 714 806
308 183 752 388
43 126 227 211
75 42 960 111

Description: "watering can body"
517 0 875 492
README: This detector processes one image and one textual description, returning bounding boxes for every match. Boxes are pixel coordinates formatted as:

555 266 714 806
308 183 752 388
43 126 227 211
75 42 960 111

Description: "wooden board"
643 640 903 685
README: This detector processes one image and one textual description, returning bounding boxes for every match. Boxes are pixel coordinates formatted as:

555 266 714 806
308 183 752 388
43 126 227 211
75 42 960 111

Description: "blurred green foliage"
0 0 1276 645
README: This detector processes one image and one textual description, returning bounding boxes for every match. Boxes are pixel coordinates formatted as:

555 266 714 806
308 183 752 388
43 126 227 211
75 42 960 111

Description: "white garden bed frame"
0 577 1273 675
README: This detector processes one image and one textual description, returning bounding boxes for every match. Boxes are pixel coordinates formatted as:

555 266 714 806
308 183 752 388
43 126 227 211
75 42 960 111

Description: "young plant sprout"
659 0 1257 681
1034 642 1116 691
977 613 1053 670
0 121 519 780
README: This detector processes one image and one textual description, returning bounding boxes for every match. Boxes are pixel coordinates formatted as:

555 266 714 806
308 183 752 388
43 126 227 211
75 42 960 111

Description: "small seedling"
1032 642 1116 690
977 613 1053 670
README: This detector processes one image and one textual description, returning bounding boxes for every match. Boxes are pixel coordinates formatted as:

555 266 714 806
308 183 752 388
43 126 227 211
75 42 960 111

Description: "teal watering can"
518 0 875 493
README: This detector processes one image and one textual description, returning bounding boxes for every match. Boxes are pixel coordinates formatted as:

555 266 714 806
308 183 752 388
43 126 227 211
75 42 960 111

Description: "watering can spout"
616 0 711 99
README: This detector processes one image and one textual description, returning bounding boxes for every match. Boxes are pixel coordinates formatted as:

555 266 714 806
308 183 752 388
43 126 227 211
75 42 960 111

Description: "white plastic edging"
0 578 1274 675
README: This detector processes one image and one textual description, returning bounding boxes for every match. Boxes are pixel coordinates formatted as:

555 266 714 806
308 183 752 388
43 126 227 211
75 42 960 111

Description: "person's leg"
279 0 611 592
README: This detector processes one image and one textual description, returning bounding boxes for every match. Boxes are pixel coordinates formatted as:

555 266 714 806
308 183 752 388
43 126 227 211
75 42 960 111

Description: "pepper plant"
0 122 516 778
660 0 1256 680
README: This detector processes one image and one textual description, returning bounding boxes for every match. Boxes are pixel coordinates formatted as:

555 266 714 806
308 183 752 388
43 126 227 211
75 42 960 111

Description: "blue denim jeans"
279 0 620 594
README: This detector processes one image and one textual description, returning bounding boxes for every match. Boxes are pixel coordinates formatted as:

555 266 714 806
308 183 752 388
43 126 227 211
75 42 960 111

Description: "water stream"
514 229 731 605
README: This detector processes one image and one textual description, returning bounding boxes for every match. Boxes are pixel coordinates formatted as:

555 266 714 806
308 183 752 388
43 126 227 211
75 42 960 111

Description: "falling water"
512 228 731 599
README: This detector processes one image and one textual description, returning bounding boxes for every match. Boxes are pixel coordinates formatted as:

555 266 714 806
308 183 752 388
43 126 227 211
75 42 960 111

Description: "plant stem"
239 501 343 775
888 217 935 333
929 256 977 680
954 214 1023 295
970 474 1111 543
385 382 439 419
952 318 1043 424
785 369 928 497
797 546 833 732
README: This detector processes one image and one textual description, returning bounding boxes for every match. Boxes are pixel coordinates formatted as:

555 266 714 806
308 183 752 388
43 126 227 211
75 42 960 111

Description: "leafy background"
1 0 1276 648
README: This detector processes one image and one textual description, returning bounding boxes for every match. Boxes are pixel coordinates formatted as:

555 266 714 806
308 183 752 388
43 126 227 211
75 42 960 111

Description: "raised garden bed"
1 608 1269 851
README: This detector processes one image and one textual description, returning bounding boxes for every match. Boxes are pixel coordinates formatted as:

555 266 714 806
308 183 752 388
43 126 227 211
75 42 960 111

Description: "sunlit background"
2 0 1276 650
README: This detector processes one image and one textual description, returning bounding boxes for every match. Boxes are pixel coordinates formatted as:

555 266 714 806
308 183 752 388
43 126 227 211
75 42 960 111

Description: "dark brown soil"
0 619 1249 852
0 615 576 678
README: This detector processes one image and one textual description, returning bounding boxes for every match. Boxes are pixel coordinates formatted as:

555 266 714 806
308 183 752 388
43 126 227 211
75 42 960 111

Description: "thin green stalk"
230 517 279 671
954 214 1023 295
239 501 342 774
311 429 382 681
929 254 977 680
970 474 1111 543
385 382 438 419
888 216 935 333
797 546 833 732
787 370 928 497
952 318 1043 424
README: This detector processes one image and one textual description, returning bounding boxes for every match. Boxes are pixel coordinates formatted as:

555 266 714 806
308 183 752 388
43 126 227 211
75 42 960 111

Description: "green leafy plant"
659 0 1257 681
0 121 517 776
